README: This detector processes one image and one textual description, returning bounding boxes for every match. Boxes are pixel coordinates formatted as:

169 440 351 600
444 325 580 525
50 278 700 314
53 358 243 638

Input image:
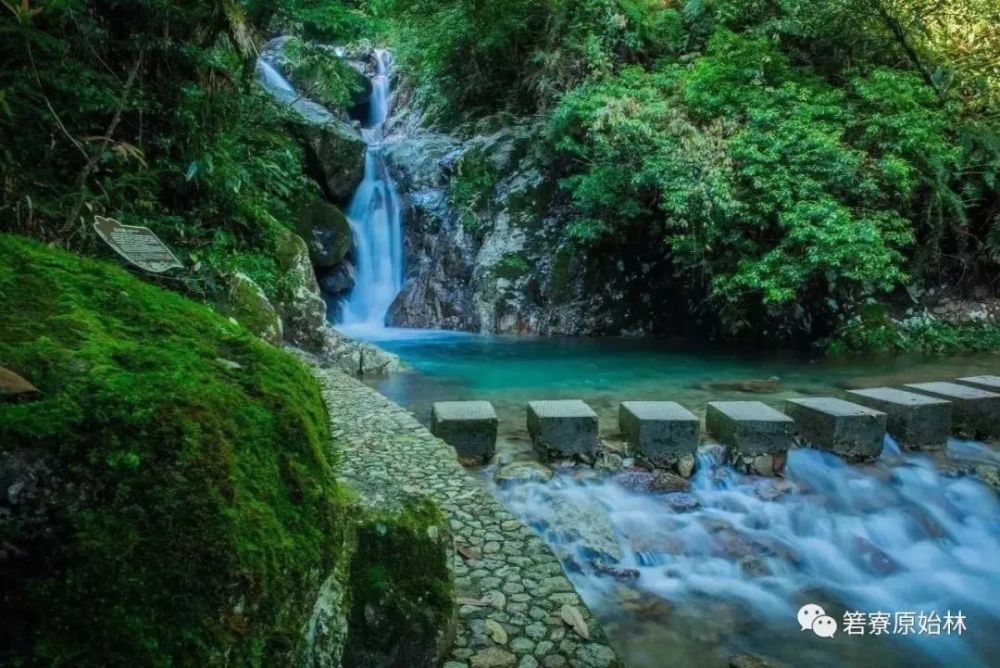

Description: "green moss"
0 234 346 667
827 306 1000 354
450 148 498 235
493 253 531 281
342 497 455 668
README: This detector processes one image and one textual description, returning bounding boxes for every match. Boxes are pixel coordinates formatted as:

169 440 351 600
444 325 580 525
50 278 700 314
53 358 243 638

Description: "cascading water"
256 45 404 334
339 50 403 332
494 439 1000 667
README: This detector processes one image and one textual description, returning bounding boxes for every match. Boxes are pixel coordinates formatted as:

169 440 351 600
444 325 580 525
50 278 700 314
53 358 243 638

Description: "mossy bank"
0 235 450 667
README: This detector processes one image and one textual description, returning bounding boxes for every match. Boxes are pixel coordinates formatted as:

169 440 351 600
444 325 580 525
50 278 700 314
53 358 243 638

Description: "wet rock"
319 261 356 295
592 560 640 581
729 654 772 668
494 461 554 487
650 471 691 493
300 120 367 202
852 536 901 576
676 453 696 478
273 227 401 376
219 272 283 346
663 493 700 513
611 469 656 492
739 556 772 578
974 463 1000 493
702 377 782 394
296 201 352 269
546 497 624 563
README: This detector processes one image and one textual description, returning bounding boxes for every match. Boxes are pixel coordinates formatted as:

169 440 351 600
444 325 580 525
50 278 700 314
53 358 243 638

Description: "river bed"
357 329 1000 667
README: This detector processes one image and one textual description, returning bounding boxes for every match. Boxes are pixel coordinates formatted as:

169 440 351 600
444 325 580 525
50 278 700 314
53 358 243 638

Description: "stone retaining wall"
310 363 621 668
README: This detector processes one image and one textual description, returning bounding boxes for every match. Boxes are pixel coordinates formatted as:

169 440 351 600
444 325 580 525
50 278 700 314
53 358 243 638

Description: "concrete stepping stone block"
785 397 887 462
619 401 699 469
904 381 1000 439
706 401 794 475
956 375 1000 392
846 387 951 450
431 401 498 464
527 400 599 461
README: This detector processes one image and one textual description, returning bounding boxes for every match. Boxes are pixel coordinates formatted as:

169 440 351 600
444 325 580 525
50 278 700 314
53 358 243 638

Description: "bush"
0 234 345 666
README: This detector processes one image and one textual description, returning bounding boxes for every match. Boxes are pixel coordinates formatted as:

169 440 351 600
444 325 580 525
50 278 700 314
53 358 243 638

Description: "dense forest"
1 0 999 349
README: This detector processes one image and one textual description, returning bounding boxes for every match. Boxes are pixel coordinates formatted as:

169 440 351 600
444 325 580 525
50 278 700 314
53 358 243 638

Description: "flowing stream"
258 45 1000 668
257 45 403 333
366 333 1000 667
339 50 404 332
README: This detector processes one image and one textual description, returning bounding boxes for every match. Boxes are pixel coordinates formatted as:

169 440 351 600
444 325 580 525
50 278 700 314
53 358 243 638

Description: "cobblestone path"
311 364 621 668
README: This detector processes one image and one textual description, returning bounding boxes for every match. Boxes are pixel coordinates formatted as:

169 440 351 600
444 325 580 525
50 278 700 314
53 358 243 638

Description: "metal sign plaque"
93 216 183 273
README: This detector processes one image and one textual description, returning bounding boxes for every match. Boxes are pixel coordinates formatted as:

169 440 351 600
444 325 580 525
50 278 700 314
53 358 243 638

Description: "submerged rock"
545 496 624 563
493 461 554 487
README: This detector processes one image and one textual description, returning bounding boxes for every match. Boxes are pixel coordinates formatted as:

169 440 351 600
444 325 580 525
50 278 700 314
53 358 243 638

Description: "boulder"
219 272 283 346
299 119 367 202
320 261 356 295
297 201 352 269
493 461 554 487
546 496 624 563
342 497 456 668
273 227 401 376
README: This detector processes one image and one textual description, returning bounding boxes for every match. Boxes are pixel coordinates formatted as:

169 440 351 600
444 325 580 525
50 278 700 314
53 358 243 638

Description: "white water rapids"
493 439 1000 667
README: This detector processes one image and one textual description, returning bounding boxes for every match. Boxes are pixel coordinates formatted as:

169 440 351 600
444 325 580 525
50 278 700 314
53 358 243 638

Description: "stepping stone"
527 400 598 461
706 401 794 475
619 401 699 468
846 387 951 450
904 381 1000 439
431 401 498 465
956 375 1000 392
785 397 887 461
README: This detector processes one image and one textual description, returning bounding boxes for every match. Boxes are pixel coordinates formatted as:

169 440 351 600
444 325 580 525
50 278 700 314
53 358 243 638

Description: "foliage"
828 308 1000 355
0 0 344 302
386 0 682 123
0 234 345 666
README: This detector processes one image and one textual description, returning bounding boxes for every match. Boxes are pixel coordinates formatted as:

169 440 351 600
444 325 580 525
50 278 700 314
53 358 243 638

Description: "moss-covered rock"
274 226 330 351
299 120 367 203
0 234 347 667
342 497 456 668
219 272 284 345
297 201 353 270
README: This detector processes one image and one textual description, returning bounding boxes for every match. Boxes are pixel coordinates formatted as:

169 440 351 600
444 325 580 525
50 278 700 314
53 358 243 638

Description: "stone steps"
433 374 1000 474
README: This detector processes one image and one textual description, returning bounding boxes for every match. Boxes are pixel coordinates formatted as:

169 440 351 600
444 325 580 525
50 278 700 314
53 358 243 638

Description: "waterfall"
339 50 404 332
255 45 404 334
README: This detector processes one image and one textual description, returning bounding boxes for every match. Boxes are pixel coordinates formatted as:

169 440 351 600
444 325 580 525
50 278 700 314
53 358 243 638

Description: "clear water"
339 50 404 330
362 329 1000 667
493 444 1000 668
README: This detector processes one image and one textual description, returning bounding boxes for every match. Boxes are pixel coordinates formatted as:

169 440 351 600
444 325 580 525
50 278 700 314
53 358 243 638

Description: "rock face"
382 86 681 336
300 121 367 202
297 201 352 269
219 272 283 346
274 227 401 376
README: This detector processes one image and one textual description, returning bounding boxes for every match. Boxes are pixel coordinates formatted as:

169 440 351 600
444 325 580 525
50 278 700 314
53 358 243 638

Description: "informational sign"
93 216 183 273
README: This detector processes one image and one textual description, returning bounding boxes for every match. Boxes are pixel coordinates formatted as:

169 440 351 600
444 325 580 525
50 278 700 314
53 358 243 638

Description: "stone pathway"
311 364 621 668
